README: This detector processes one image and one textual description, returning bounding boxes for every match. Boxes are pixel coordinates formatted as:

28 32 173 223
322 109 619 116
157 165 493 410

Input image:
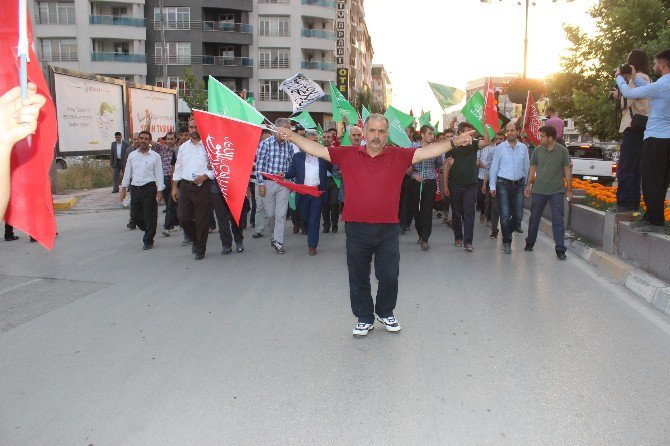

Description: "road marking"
0 278 42 296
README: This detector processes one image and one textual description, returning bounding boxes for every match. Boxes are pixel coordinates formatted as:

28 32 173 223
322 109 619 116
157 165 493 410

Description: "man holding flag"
276 114 474 338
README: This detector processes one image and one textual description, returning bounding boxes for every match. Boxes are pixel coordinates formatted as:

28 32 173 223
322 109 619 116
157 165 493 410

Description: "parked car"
568 144 617 186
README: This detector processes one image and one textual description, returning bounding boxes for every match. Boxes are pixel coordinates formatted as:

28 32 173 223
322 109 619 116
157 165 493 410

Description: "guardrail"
89 15 146 27
301 28 335 39
91 52 146 63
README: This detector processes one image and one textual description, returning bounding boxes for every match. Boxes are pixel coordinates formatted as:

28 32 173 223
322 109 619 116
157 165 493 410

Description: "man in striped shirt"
256 118 298 254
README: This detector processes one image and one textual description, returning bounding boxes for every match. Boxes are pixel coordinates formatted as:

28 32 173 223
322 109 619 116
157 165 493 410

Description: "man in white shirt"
171 117 215 260
119 130 165 250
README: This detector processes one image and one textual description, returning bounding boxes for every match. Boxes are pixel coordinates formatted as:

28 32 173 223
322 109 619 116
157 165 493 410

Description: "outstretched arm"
412 130 475 164
276 127 331 162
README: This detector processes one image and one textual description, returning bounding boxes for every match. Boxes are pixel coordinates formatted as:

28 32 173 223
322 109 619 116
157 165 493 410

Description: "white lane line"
0 278 43 296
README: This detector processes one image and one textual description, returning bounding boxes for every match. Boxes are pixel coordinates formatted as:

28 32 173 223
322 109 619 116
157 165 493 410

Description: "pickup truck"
568 144 617 186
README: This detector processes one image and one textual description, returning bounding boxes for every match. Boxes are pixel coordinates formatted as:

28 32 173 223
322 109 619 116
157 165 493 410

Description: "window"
154 42 191 64
153 7 190 30
37 2 75 25
111 7 128 17
40 38 77 62
259 80 289 101
258 48 290 69
258 16 290 36
258 0 289 3
113 42 130 54
156 77 190 96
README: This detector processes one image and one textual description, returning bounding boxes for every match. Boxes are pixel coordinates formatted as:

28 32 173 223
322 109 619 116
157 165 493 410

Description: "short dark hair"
419 124 434 135
539 125 557 139
546 106 556 114
443 128 454 135
165 131 175 138
139 130 152 140
654 48 670 66
496 130 506 137
179 127 188 134
627 49 650 74
114 131 122 136
261 128 272 136
327 127 337 133
457 121 474 133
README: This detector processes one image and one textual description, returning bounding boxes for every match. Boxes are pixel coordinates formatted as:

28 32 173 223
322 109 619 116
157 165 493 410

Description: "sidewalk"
55 187 135 212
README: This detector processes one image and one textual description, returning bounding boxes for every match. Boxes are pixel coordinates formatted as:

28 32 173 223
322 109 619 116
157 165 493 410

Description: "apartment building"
30 0 147 82
371 64 391 109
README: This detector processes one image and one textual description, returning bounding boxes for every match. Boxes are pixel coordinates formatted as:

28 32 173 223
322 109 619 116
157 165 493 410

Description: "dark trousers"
485 187 500 233
178 180 212 255
290 206 303 231
616 127 644 209
345 223 400 324
641 137 670 226
399 176 413 229
211 191 243 249
450 183 478 244
526 192 566 252
4 223 14 238
249 182 257 227
322 178 340 230
496 180 525 244
298 195 323 248
163 177 178 230
408 179 437 242
130 182 158 245
476 178 486 213
112 166 123 192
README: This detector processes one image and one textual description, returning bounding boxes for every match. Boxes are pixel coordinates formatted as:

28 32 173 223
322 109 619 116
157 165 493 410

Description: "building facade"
371 64 390 109
346 0 372 98
30 0 147 83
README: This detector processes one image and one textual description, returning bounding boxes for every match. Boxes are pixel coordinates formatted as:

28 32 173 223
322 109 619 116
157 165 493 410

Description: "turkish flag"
258 172 324 198
523 91 542 146
484 78 500 133
192 110 262 225
0 3 58 250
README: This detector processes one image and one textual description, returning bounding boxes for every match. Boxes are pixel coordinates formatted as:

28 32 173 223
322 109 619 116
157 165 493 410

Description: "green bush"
57 160 114 191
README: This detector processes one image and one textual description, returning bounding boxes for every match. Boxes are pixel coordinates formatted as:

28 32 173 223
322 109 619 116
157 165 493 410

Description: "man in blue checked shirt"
616 48 670 233
256 118 299 254
489 122 530 254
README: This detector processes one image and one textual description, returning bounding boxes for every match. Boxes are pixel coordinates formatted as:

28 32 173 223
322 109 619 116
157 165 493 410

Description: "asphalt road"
2 208 670 445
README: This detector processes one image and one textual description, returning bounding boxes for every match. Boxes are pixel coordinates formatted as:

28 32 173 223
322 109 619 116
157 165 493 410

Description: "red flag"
0 4 58 250
192 110 262 225
523 91 542 146
258 172 324 198
484 78 500 133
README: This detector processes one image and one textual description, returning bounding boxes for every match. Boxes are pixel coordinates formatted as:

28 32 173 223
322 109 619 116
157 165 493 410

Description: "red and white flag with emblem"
192 110 263 225
484 78 500 133
523 91 542 146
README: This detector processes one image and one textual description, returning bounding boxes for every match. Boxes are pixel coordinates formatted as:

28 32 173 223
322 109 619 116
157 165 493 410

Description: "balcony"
36 14 75 25
89 15 146 27
201 56 253 67
202 22 253 33
301 0 336 7
91 52 146 63
150 20 196 30
301 61 335 71
38 51 78 62
300 28 335 39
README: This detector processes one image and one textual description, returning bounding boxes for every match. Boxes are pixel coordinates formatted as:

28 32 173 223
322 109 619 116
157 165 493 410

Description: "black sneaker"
181 238 191 246
4 235 19 241
221 247 232 255
502 243 512 254
127 222 136 230
332 226 338 233
515 227 524 233
323 227 330 233
194 253 205 260
556 251 567 260
353 321 374 337
273 241 285 254
236 243 244 253
252 232 263 239
489 231 498 239
375 314 401 332
524 243 534 251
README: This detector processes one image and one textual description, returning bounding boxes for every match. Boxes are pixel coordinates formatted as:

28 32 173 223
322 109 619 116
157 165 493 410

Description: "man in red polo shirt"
277 114 473 337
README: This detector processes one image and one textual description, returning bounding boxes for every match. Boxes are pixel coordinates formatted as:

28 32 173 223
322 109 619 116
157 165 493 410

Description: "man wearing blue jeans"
524 126 573 260
489 122 529 254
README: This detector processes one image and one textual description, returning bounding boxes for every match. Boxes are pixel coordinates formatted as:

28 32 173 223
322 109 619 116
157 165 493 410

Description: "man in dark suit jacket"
285 130 331 255
110 131 130 193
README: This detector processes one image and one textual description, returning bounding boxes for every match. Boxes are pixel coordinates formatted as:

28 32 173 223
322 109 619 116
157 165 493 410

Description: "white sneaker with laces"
375 314 401 332
353 321 374 337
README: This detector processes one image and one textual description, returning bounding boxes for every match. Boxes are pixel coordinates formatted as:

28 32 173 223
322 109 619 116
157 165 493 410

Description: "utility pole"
158 0 168 87
523 0 529 79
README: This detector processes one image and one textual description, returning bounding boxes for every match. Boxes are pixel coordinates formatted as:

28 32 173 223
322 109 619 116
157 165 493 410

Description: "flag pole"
18 0 29 100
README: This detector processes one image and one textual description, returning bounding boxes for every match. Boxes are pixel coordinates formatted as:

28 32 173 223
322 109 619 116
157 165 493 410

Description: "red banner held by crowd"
258 172 325 198
192 110 263 226
523 91 542 146
484 78 500 133
0 3 58 250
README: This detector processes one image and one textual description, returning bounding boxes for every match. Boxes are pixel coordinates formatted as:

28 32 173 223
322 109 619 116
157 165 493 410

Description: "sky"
364 0 598 123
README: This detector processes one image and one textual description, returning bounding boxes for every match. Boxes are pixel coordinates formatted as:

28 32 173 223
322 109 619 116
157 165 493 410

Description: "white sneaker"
375 314 401 332
353 321 374 337
161 229 171 237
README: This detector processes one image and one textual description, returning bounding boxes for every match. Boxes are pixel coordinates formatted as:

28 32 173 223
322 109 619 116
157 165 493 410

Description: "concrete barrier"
617 222 670 283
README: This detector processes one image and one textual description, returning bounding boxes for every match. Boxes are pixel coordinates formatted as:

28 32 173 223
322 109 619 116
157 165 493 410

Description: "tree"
349 86 385 114
180 68 207 111
546 0 670 140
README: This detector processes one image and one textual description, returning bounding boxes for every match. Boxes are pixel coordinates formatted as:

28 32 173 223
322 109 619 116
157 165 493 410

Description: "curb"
53 196 77 211
527 210 670 317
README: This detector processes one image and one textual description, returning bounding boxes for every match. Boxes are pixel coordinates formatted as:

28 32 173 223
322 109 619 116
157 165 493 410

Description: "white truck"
568 144 617 186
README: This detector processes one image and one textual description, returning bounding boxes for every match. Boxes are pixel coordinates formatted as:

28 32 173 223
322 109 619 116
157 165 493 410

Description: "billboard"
53 70 125 154
127 84 177 137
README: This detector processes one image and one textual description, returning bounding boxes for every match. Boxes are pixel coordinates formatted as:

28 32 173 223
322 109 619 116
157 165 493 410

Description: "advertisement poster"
53 72 124 153
128 87 177 137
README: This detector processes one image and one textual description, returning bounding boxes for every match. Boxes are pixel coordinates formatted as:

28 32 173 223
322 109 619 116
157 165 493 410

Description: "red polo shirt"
328 145 416 223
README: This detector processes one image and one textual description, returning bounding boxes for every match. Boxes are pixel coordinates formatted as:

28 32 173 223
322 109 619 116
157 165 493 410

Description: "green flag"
386 106 415 129
429 82 465 110
329 82 359 124
246 97 254 106
289 192 296 211
341 129 352 146
418 111 431 128
290 110 316 129
316 123 323 144
361 105 371 122
461 91 494 138
383 108 412 148
208 76 265 125
434 121 439 132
